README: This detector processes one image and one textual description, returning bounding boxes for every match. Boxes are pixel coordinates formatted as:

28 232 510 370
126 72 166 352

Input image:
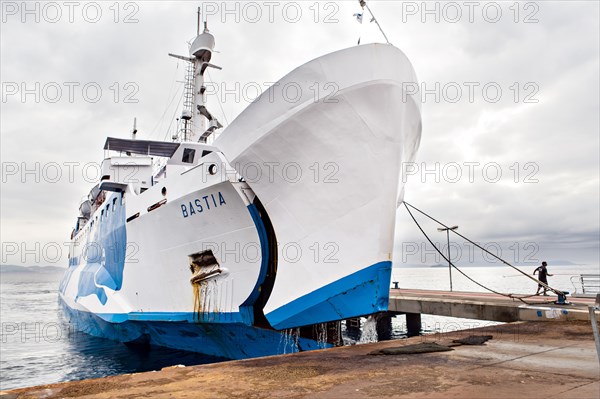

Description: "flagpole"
353 10 365 45
361 1 390 44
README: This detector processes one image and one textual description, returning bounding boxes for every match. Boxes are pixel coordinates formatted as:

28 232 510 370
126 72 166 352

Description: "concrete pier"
5 321 599 398
375 314 393 341
405 312 422 336
389 289 598 322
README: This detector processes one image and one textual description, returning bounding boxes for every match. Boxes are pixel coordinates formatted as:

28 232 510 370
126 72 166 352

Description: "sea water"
0 272 222 391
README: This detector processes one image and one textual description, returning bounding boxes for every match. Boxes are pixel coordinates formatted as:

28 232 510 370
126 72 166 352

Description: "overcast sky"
1 1 598 268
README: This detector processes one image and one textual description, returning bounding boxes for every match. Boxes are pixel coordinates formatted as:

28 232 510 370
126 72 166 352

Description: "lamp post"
438 226 458 291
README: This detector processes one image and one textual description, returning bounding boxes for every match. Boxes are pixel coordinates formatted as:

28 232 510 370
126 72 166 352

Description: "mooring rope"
402 201 563 304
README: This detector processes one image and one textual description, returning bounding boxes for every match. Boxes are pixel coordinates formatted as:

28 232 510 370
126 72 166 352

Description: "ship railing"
153 158 168 177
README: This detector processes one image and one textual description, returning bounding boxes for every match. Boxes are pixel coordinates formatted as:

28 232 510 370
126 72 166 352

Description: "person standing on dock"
534 261 553 295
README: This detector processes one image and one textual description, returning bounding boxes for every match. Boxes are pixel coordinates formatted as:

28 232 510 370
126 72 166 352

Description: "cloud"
1 1 598 266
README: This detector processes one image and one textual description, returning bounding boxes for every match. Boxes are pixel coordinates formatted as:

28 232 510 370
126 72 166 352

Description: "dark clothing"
534 266 549 286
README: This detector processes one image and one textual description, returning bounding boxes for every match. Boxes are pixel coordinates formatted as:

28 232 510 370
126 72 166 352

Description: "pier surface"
389 289 598 322
4 321 599 399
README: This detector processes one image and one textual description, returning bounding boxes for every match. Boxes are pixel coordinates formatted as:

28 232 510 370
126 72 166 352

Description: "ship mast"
169 8 222 142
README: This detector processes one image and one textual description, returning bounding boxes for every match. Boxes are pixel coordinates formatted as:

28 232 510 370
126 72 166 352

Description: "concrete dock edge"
3 320 599 399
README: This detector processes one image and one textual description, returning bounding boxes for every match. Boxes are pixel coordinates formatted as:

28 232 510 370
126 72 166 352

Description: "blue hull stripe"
266 261 392 330
95 311 244 323
240 204 270 312
61 302 331 360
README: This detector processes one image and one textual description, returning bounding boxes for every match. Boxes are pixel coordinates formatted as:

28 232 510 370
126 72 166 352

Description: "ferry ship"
59 12 422 359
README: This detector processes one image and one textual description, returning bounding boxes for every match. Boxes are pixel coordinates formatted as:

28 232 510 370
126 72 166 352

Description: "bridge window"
182 148 196 164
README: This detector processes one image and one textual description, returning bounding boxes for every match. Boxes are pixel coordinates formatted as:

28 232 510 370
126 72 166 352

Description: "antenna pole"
131 117 137 140
197 7 201 35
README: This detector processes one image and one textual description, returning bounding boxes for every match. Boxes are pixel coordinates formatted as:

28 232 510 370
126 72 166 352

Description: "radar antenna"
167 10 222 142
